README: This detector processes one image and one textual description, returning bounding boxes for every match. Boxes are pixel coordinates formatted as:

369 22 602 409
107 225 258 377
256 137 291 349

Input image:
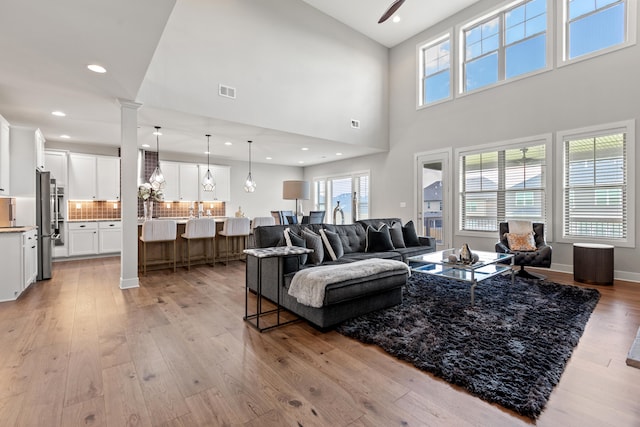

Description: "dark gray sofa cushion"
321 223 366 253
365 224 395 252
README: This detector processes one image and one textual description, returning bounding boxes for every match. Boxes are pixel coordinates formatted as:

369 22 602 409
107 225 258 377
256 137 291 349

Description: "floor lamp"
283 180 310 221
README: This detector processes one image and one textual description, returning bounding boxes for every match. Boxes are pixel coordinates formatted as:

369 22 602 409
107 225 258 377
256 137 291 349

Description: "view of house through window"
459 142 547 232
314 173 369 224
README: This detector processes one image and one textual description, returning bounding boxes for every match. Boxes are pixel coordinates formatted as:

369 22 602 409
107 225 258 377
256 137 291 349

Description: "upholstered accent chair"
495 222 552 279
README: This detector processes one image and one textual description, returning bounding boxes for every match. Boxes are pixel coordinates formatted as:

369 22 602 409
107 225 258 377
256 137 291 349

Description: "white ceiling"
0 0 478 167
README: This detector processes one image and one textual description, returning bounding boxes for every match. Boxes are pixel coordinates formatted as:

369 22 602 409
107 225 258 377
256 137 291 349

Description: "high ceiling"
0 0 478 167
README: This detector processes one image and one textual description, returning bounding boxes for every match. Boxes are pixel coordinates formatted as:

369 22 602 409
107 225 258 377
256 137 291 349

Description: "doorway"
417 150 451 250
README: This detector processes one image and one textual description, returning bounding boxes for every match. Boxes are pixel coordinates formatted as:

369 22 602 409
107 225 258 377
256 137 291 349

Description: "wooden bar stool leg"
173 240 176 272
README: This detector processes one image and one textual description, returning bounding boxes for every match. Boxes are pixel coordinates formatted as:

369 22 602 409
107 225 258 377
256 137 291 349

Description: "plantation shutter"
563 132 627 239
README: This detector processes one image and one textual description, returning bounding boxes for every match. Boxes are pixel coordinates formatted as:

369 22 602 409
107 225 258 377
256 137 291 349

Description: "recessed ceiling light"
60 134 70 139
204 151 210 155
87 64 107 73
298 161 305 164
224 141 232 146
152 130 162 136
392 16 401 23
142 144 150 148
301 147 309 151
266 156 272 160
52 111 66 117
336 152 343 156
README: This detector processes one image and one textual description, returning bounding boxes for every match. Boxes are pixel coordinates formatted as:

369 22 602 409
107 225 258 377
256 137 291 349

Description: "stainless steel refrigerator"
36 170 54 280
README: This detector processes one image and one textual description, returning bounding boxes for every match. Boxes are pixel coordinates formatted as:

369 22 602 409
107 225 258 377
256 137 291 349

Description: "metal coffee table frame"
408 249 515 306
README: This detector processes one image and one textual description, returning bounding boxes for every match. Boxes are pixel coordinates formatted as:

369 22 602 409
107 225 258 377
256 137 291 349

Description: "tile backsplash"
68 200 226 220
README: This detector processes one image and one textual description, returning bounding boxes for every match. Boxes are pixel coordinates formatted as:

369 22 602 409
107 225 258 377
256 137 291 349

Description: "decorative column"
118 99 142 289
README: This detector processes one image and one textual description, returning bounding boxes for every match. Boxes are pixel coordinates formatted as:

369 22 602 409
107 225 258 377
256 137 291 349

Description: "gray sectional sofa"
246 218 436 329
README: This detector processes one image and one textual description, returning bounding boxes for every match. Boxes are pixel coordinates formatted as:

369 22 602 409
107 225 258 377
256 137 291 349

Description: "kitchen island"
137 217 246 271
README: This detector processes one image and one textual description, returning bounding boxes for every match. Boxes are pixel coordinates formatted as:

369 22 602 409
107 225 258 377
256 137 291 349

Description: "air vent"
219 84 236 99
351 119 360 129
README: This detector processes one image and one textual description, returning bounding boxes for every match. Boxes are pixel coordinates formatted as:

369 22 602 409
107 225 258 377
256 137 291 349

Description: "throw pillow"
319 229 344 261
389 221 406 248
505 232 537 251
301 228 324 265
365 224 395 252
284 228 308 264
402 220 421 247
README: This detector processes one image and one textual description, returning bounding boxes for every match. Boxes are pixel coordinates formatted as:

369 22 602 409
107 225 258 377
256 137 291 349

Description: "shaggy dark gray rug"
336 274 600 418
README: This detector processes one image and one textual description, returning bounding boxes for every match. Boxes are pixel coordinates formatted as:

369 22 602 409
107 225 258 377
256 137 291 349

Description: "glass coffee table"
407 249 515 305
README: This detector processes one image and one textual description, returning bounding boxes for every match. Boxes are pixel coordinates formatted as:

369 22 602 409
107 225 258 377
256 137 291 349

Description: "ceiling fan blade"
378 0 406 24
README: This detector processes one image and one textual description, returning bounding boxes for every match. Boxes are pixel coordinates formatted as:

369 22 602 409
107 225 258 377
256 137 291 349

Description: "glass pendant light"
149 126 166 190
244 140 256 193
201 134 216 192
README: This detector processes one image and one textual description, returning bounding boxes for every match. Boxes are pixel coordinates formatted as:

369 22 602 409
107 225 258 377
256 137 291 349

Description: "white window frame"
555 120 635 247
313 170 370 224
455 134 553 239
457 0 553 96
558 0 637 66
417 31 453 109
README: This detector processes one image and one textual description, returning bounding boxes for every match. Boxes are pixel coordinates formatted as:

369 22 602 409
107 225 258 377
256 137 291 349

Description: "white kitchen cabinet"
98 221 121 253
68 222 98 256
198 164 231 202
179 163 199 201
0 115 10 196
0 228 37 302
68 154 97 200
158 161 199 202
68 153 120 200
23 229 38 289
35 129 45 171
45 150 69 187
96 156 120 200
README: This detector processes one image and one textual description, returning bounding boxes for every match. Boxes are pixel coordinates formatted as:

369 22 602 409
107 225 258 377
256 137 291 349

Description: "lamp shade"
282 180 310 200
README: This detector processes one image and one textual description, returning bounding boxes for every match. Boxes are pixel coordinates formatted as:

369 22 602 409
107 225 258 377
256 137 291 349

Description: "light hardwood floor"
1 257 639 426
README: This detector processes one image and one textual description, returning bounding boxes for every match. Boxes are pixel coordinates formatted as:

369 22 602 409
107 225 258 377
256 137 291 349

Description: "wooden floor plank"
0 258 638 426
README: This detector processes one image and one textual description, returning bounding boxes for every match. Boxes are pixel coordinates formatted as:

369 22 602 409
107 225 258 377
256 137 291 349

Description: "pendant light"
244 140 256 193
149 126 166 190
201 134 216 192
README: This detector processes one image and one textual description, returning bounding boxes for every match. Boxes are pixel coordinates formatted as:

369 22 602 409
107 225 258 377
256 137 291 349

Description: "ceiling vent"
351 119 360 129
219 84 236 99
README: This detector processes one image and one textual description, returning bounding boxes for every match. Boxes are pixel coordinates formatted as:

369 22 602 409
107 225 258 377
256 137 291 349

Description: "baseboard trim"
120 277 139 289
550 263 640 283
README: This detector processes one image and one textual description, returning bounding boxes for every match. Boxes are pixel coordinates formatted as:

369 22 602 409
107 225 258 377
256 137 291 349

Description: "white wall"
307 0 640 280
139 0 389 152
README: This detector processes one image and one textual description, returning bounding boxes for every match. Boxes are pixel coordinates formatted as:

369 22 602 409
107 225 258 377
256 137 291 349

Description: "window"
461 0 548 93
459 138 549 232
563 0 635 61
558 121 635 246
314 172 369 224
419 33 451 106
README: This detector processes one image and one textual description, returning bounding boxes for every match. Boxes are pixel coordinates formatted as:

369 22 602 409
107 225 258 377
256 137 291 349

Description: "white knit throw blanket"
287 259 411 308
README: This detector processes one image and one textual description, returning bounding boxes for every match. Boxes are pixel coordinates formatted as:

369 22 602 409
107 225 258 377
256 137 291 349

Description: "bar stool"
249 216 276 248
218 217 250 265
139 220 177 274
181 218 216 270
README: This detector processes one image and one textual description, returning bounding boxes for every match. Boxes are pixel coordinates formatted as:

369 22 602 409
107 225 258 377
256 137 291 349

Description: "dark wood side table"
573 243 614 285
243 246 313 332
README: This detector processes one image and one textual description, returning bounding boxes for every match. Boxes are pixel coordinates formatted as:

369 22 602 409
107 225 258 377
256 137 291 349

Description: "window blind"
563 132 627 239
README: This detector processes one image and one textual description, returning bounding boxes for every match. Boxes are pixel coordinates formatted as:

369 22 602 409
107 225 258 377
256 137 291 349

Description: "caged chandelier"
149 126 166 190
244 140 256 193
201 134 216 192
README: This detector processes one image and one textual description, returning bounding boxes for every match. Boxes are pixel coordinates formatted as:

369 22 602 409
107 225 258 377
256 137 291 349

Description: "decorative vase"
333 201 344 225
145 200 154 220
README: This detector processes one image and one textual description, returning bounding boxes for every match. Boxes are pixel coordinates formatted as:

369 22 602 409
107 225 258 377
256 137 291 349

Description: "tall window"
559 121 634 245
419 34 451 106
564 0 631 61
459 139 548 232
314 172 369 224
461 0 547 93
